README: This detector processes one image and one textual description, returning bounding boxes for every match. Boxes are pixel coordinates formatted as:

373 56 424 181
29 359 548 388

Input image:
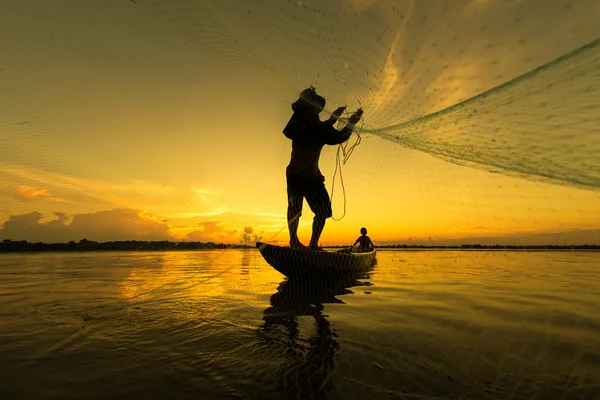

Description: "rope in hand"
330 110 364 222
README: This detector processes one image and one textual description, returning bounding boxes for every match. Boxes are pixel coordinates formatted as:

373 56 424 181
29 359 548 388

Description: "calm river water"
1 249 599 399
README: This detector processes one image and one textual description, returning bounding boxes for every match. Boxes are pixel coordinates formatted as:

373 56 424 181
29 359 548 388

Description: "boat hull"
256 242 376 279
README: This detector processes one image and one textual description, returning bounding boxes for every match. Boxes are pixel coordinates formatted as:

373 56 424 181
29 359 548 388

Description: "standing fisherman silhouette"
283 87 363 250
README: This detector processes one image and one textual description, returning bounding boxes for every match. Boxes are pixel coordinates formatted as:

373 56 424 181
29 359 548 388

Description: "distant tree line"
1 239 598 253
0 239 253 253
328 244 600 250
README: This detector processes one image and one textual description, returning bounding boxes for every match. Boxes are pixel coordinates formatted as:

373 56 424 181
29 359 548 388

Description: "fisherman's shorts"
286 177 333 219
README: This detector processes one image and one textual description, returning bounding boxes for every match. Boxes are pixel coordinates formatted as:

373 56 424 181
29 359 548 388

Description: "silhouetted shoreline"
0 239 252 253
342 244 600 251
1 239 598 253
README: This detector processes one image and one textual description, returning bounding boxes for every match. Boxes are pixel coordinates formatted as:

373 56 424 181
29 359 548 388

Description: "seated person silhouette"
353 227 374 252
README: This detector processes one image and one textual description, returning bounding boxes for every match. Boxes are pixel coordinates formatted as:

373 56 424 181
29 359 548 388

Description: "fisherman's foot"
308 245 325 251
290 241 306 249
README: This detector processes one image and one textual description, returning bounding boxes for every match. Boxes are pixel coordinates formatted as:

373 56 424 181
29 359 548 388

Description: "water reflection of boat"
258 268 374 399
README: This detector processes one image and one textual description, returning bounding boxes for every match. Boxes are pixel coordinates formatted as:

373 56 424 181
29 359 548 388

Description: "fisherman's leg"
287 178 304 248
306 182 332 250
309 214 327 249
288 209 303 247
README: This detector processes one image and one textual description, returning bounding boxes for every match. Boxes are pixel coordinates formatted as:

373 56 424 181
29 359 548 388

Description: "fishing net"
143 0 600 186
4 0 599 247
1 0 600 399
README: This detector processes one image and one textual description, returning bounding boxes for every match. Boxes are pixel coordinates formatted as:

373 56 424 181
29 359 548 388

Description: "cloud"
168 205 230 219
378 229 600 246
186 221 237 243
0 164 218 213
447 225 494 234
368 30 402 115
0 209 173 243
15 186 73 203
0 208 260 245
17 186 49 200
240 226 262 245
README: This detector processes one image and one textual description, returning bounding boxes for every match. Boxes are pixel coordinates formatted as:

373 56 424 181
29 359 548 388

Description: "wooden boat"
256 241 376 279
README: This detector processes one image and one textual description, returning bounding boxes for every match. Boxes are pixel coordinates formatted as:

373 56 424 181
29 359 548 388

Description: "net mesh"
132 0 600 247
144 0 600 190
1 0 600 399
2 0 600 245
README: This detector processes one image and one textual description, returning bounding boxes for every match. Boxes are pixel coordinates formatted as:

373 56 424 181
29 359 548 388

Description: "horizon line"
2 239 599 249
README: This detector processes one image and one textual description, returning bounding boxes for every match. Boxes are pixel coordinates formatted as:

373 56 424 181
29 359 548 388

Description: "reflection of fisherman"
259 277 372 399
260 280 341 399
283 87 363 250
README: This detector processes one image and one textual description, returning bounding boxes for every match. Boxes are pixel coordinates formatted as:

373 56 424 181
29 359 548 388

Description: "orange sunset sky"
1 0 599 246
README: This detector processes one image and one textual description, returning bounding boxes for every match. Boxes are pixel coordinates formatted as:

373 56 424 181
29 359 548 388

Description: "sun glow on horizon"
2 1 600 246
